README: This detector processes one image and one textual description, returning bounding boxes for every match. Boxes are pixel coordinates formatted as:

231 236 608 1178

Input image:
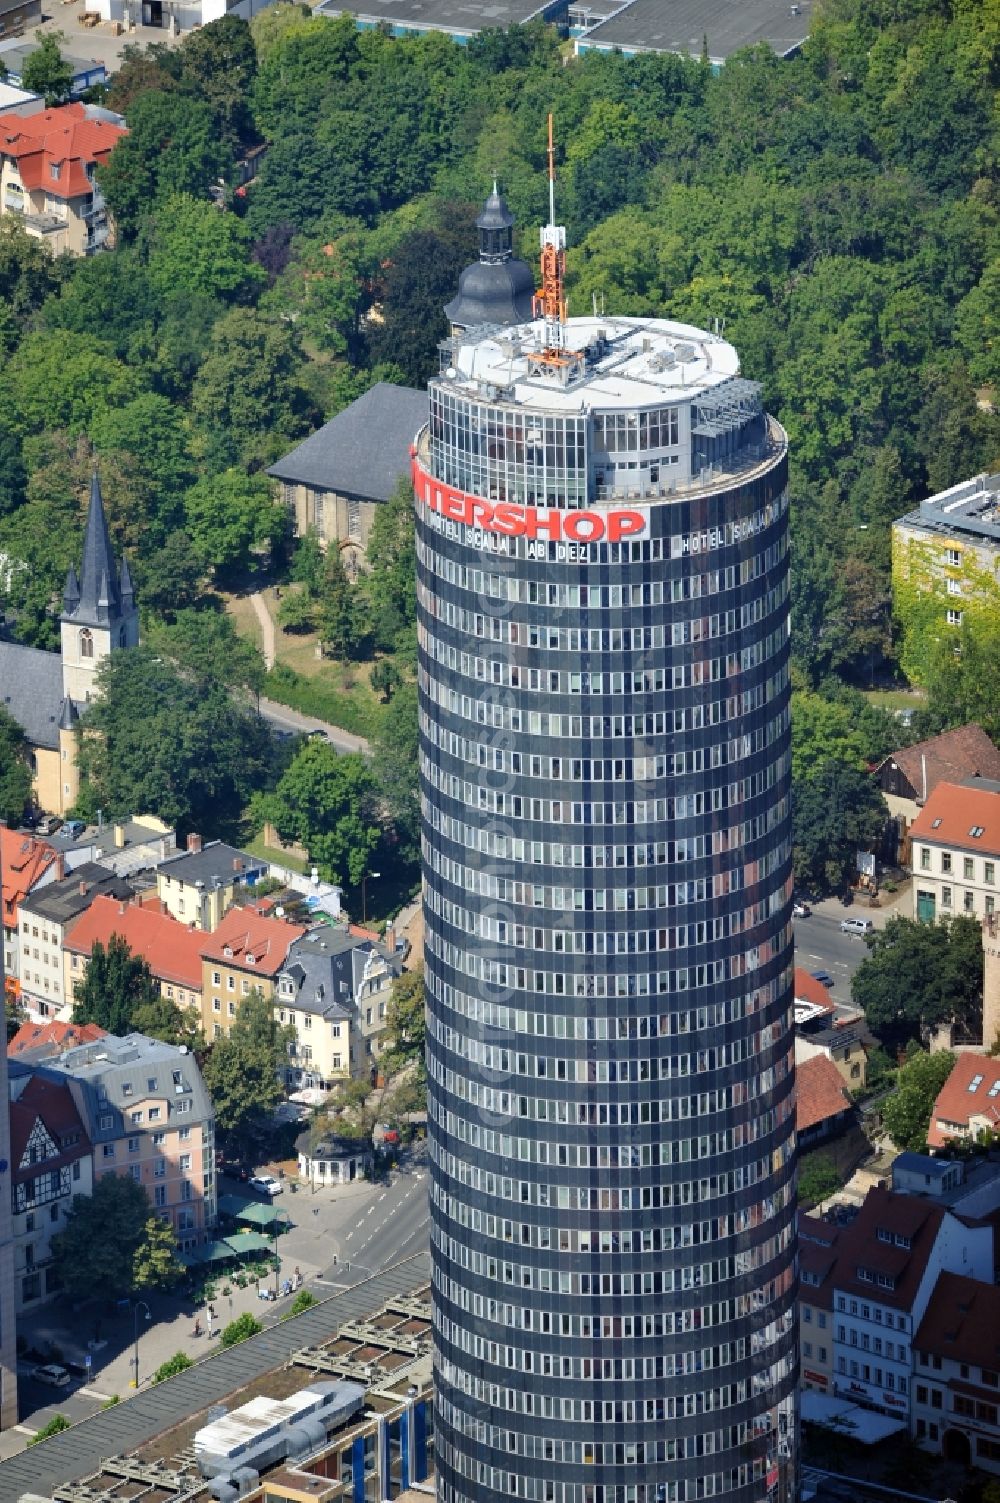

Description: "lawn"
244 833 310 877
864 687 927 713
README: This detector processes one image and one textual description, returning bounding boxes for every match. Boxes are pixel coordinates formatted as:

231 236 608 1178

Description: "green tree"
51 1173 152 1300
184 470 285 580
881 1050 956 1151
202 989 294 1143
22 34 73 106
366 221 476 384
178 15 258 152
2 330 143 438
145 608 266 697
153 1351 194 1383
797 1150 842 1208
137 531 205 621
98 90 228 241
220 1312 262 1347
77 648 270 838
852 915 983 1054
373 681 419 870
283 1288 317 1319
382 970 425 1075
365 479 416 649
277 590 315 634
130 991 203 1050
318 548 363 660
0 705 32 824
133 1214 183 1290
143 195 265 305
370 660 402 703
790 690 868 782
72 936 162 1036
256 744 380 887
792 761 886 895
28 1415 71 1445
189 311 317 472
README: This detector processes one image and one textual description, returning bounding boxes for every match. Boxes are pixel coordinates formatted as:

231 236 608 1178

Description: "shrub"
29 1414 71 1445
153 1351 194 1383
220 1312 263 1348
283 1288 317 1319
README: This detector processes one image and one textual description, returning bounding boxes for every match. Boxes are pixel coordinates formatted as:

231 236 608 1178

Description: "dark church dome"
445 185 536 331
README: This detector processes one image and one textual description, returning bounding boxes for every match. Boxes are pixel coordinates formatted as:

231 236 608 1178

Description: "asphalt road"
319 1153 431 1289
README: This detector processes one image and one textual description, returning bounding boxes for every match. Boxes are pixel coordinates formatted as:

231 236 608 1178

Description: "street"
793 885 909 1000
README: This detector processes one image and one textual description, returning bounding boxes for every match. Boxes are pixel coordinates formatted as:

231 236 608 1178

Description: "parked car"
810 970 835 988
33 1364 71 1387
248 1174 283 1197
840 917 874 937
36 815 62 836
792 900 812 918
60 819 85 839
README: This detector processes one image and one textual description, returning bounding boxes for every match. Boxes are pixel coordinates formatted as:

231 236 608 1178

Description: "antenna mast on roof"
532 112 568 362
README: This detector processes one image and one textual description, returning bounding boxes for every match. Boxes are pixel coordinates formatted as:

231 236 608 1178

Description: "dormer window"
50 162 60 180
223 946 233 959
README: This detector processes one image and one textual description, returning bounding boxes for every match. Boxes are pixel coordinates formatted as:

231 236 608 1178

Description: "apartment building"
911 780 1000 922
912 1271 1000 1472
1 827 58 987
875 724 1000 863
276 927 404 1089
831 1186 993 1418
38 1032 216 1251
17 864 134 1021
0 102 124 255
7 1070 92 1311
64 894 204 1019
156 835 267 931
799 1215 841 1395
925 1053 1000 1150
200 907 306 1039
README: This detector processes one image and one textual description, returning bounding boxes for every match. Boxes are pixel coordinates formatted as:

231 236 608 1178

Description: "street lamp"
131 1300 151 1389
272 1208 292 1296
361 872 381 927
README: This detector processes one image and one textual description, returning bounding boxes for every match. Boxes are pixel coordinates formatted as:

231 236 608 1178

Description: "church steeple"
71 471 120 627
60 464 139 705
445 184 535 333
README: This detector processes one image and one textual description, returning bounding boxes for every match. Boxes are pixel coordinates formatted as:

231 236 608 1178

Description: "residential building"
893 469 1000 684
64 894 205 1019
795 1054 855 1151
0 951 17 1428
418 281 797 1491
267 382 427 570
796 1021 869 1091
799 1216 841 1395
926 1053 1000 1150
156 834 268 932
912 1270 1000 1471
0 81 42 115
0 827 59 988
444 187 534 333
17 863 134 1022
7 1070 92 1310
62 814 177 880
37 1032 216 1250
295 1129 371 1188
8 1019 106 1060
910 779 1000 923
892 1153 966 1200
792 966 836 1027
875 724 1000 864
0 473 137 816
0 102 122 255
200 907 306 1039
831 1185 992 1418
277 928 403 1089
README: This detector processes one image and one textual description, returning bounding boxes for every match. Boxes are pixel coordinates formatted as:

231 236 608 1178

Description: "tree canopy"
0 706 32 825
51 1174 177 1300
254 743 381 887
792 760 887 895
881 1049 956 1152
202 989 294 1145
851 915 984 1055
72 935 162 1037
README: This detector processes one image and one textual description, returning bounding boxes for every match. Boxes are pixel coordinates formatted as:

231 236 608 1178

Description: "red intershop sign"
413 458 648 544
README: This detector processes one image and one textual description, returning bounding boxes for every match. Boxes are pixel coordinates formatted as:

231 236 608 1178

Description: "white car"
248 1174 283 1197
33 1364 71 1387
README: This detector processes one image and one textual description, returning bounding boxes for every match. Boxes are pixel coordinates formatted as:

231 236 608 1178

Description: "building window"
942 885 952 907
154 1185 166 1208
103 1144 115 1159
964 857 975 879
987 863 996 885
919 848 930 871
947 578 962 596
128 1136 140 1154
212 970 221 986
942 853 952 873
79 628 93 658
946 548 961 566
947 609 963 626
964 890 975 913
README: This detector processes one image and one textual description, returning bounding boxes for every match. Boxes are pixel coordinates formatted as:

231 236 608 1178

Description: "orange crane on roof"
531 113 571 369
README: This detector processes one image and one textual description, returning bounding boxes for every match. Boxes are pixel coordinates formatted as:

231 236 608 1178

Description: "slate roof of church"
267 383 427 503
0 640 66 750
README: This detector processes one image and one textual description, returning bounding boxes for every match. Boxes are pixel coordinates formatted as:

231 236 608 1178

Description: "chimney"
119 903 126 916
233 857 244 872
78 880 88 897
385 923 396 954
921 754 928 805
187 833 203 854
114 823 126 848
54 854 66 881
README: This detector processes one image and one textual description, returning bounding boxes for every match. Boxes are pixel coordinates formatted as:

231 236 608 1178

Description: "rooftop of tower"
437 313 746 414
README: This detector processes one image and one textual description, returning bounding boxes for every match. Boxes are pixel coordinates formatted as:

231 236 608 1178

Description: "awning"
217 1194 256 1218
198 1239 242 1265
232 1201 286 1228
801 1391 906 1443
224 1231 272 1255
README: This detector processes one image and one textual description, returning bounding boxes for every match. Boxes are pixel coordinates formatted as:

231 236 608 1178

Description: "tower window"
79 629 94 659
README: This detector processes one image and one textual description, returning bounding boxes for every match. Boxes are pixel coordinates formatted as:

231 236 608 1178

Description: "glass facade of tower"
417 317 798 1503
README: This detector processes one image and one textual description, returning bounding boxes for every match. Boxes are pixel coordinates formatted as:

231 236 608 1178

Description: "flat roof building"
314 0 563 40
574 0 815 64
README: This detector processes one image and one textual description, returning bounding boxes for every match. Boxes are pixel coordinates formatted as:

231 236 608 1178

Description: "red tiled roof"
10 1073 90 1181
65 894 205 991
794 968 836 1016
883 724 1000 805
833 1185 946 1311
797 1054 853 1133
910 780 1000 858
199 906 306 977
927 1053 1000 1149
914 1271 1000 1371
0 826 59 928
0 103 125 201
8 1019 106 1058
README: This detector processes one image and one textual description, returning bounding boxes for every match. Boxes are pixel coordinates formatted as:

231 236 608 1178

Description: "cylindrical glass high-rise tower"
416 312 797 1503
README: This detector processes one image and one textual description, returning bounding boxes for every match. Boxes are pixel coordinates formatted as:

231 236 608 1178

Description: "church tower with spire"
60 471 138 704
444 184 536 332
